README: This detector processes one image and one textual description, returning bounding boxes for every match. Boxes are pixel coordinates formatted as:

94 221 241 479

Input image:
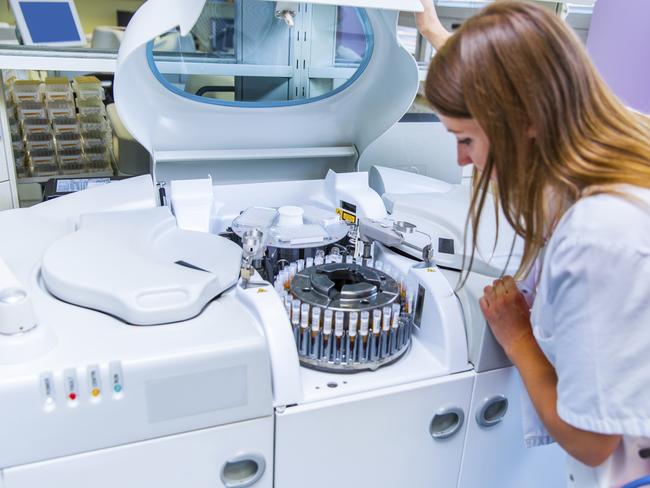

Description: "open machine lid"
114 0 421 183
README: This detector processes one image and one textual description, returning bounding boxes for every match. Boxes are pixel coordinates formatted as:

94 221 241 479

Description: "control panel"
38 362 125 410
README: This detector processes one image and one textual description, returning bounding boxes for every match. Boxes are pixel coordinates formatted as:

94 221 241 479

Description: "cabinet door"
275 372 474 488
0 161 7 183
4 416 273 488
0 181 13 211
458 367 567 488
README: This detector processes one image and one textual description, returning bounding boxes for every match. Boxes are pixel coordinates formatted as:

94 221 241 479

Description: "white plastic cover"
41 207 243 325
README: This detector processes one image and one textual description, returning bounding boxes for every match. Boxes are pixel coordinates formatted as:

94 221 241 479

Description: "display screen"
414 284 426 329
20 2 82 43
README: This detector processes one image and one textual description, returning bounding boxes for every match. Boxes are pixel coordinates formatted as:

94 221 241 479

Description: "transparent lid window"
148 0 373 106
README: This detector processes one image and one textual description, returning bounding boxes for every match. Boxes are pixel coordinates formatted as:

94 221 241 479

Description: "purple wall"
587 0 650 113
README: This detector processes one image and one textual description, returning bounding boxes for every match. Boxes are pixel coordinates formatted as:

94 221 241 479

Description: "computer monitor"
116 10 135 29
9 0 86 47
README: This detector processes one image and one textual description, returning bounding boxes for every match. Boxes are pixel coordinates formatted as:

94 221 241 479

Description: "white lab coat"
522 186 650 487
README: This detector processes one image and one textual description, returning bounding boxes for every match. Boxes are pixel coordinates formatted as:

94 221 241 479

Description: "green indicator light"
114 385 122 393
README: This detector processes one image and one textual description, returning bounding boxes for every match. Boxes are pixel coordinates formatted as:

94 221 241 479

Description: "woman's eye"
458 138 472 146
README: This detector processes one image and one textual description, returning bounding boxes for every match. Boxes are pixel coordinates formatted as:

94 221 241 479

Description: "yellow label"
427 268 435 273
336 208 357 224
257 288 268 294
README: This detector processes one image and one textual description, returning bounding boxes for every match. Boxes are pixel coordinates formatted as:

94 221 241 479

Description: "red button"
69 393 77 401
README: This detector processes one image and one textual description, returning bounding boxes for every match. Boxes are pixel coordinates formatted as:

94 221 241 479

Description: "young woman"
416 1 650 486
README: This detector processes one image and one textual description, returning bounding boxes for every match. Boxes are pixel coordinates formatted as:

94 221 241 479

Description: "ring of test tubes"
274 250 415 372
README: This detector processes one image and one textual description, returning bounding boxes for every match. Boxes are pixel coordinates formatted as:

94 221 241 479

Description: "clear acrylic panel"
148 0 373 105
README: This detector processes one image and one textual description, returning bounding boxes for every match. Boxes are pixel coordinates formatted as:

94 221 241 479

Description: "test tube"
310 306 322 358
291 299 301 347
359 310 370 362
355 256 363 266
297 259 305 272
300 303 310 355
311 307 321 334
323 309 333 335
371 309 381 361
345 255 353 264
382 306 391 332
348 311 359 337
284 270 292 291
390 303 401 353
289 262 298 280
360 311 370 335
322 309 334 361
381 306 391 357
372 309 382 335
347 311 359 364
399 275 407 301
300 303 310 329
291 299 301 326
334 311 345 363
314 255 324 266
284 295 292 315
391 304 401 328
334 311 344 337
306 257 314 268
274 275 284 293
406 290 415 315
276 269 285 288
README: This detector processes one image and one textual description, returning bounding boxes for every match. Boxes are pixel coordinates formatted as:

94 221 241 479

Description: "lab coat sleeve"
542 235 650 438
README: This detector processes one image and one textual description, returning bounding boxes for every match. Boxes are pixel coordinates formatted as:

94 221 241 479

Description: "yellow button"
91 388 101 397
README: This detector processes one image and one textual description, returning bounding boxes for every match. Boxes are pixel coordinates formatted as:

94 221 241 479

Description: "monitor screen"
20 1 81 43
10 0 85 46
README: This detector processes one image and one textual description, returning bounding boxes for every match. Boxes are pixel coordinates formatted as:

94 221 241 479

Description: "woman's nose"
457 148 473 167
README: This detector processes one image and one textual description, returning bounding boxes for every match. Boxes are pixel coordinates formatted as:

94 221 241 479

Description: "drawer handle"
430 406 465 440
476 395 509 428
220 453 266 488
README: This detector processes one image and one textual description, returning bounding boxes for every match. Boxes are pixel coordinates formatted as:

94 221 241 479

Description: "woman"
416 1 650 486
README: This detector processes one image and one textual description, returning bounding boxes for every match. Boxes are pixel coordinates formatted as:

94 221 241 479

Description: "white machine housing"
0 1 565 487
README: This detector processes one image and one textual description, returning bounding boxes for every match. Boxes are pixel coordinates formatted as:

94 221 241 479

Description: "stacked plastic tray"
5 76 114 177
73 76 112 173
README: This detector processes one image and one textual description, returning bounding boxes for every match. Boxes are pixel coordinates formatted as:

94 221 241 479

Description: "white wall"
358 121 462 185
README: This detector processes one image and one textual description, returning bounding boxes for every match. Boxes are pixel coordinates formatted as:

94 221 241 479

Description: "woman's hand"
479 276 534 358
482 280 622 467
415 0 451 50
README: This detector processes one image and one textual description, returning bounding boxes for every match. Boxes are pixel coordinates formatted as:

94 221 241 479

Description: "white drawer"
4 416 274 488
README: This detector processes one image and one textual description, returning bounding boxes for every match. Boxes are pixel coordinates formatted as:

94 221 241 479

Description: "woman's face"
439 115 491 176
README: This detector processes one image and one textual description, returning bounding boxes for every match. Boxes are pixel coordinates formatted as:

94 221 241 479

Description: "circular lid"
278 206 304 227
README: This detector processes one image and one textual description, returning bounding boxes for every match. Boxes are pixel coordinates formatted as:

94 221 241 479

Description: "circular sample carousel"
279 261 414 372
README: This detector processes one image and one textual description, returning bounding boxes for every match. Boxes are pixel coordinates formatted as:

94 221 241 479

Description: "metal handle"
430 406 465 440
476 395 509 428
220 453 266 488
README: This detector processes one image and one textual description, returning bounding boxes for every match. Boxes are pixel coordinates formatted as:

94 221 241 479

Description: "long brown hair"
425 1 650 280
